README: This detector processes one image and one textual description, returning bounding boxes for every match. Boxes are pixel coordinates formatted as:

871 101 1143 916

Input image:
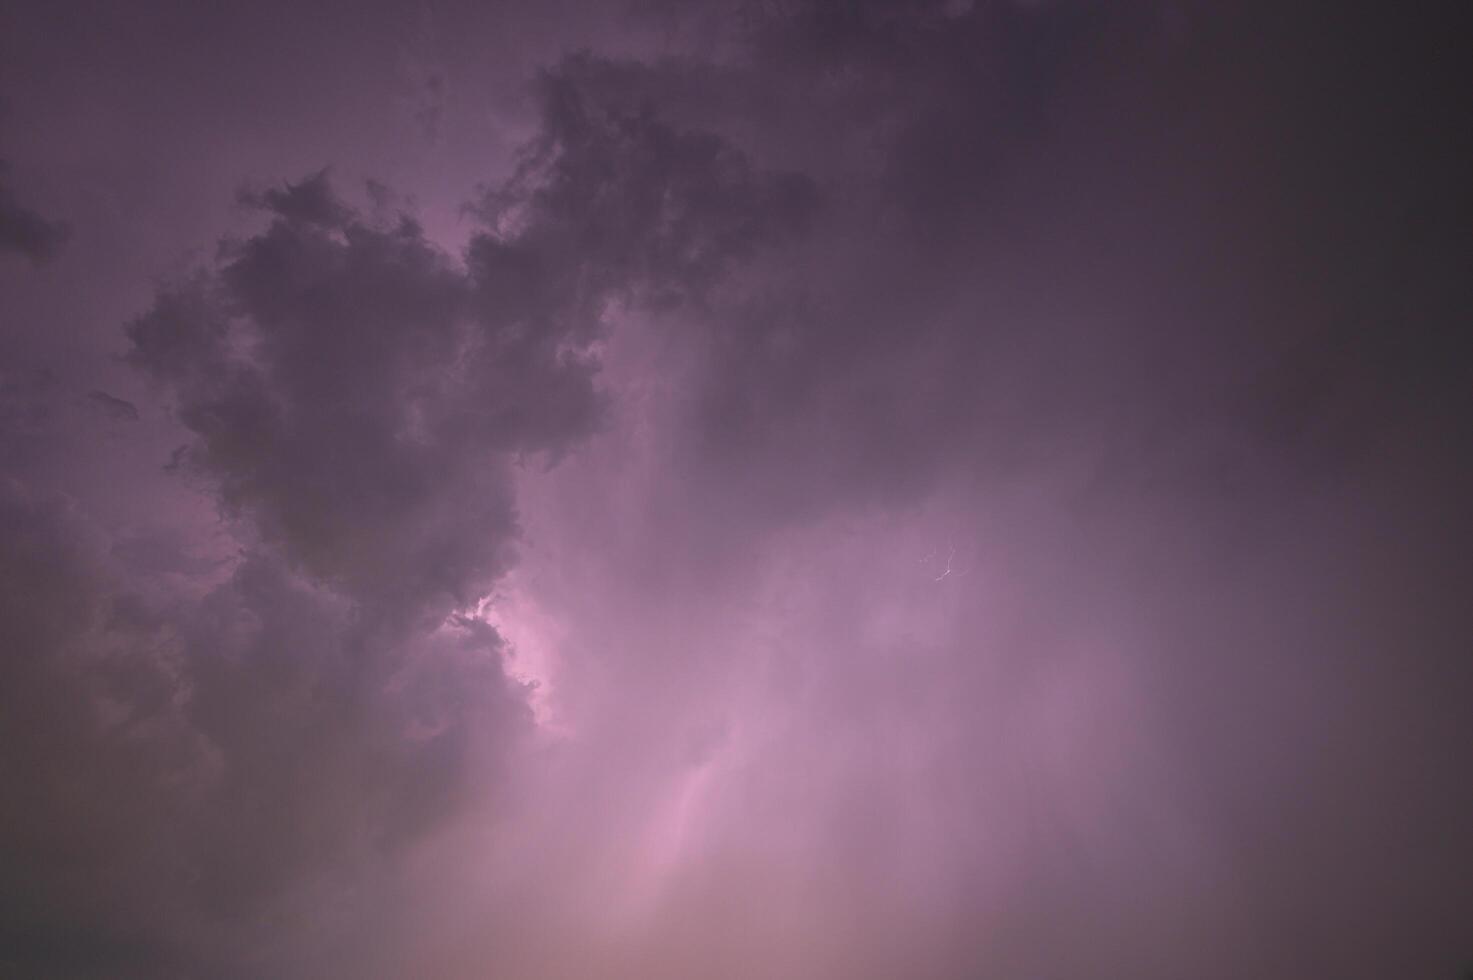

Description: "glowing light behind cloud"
1 2 1470 977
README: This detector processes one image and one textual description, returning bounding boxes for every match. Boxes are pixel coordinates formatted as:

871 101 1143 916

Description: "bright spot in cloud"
473 578 567 734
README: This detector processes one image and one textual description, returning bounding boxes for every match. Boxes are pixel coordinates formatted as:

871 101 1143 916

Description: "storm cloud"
1 1 1470 977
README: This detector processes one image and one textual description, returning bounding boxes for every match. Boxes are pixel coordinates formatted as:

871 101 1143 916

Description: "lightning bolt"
934 545 956 582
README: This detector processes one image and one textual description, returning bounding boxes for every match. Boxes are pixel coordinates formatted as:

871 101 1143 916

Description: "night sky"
1 2 1470 977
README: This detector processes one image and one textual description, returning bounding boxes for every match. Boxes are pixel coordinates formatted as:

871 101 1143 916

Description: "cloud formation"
1 49 819 975
1 1 1470 977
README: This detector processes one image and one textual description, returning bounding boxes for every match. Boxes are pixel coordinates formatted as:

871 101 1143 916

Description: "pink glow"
0 2 1469 977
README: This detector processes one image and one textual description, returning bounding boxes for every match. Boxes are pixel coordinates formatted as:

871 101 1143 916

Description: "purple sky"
2 2 1471 977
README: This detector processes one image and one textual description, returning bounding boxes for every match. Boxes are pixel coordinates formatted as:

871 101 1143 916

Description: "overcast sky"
1 2 1470 977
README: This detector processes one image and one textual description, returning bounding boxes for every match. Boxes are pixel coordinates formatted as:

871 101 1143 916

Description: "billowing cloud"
128 82 814 616
1 48 819 975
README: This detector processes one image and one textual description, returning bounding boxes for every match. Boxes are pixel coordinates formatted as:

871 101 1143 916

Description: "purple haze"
1 2 1470 977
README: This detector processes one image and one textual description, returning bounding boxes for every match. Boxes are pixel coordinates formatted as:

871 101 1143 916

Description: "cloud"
127 75 813 617
86 390 140 422
0 165 69 264
235 169 356 228
129 186 527 617
1 49 820 975
597 0 1473 526
3 4 1470 978
394 6 1473 976
476 51 819 311
0 480 205 978
0 477 533 976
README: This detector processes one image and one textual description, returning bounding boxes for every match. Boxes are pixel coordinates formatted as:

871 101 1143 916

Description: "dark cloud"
86 390 140 422
0 165 69 264
129 183 526 616
0 481 204 978
1 47 818 975
0 477 532 975
609 0 1473 524
477 51 818 312
128 82 812 615
235 169 356 229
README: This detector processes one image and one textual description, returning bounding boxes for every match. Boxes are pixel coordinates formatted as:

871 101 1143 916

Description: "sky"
1 1 1470 977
